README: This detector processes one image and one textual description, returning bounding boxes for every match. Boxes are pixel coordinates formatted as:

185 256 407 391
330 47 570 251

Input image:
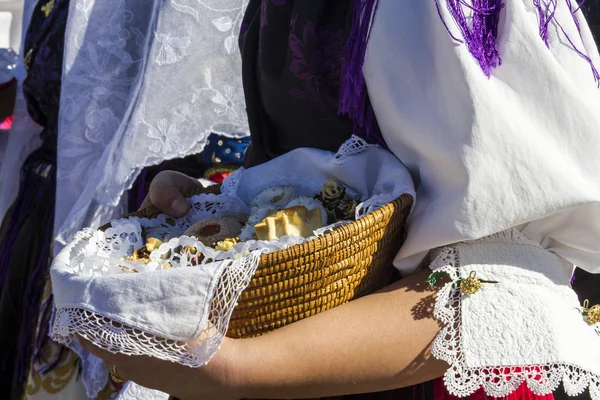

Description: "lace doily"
429 241 600 400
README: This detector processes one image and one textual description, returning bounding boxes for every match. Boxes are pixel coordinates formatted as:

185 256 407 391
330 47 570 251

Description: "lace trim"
68 192 339 277
357 193 397 219
430 247 600 399
333 135 371 163
52 250 264 368
221 167 243 196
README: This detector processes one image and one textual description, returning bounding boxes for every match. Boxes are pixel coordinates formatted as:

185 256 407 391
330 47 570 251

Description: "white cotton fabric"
429 229 600 398
365 0 600 275
225 136 415 212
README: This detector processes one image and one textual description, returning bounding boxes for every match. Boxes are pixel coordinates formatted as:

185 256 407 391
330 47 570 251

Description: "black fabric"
0 0 68 395
572 268 600 306
240 0 355 167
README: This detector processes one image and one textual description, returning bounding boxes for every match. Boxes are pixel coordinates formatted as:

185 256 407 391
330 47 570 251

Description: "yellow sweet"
145 238 163 251
254 206 323 241
215 238 238 251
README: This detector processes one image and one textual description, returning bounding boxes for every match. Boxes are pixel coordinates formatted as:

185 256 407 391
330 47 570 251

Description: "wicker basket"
118 184 412 339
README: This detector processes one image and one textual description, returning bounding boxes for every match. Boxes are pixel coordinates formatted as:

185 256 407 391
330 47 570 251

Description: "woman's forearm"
224 269 448 399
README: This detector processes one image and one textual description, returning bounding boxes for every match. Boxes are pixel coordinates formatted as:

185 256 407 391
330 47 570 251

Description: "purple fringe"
533 0 557 46
339 0 388 149
564 0 600 85
435 0 505 77
533 0 599 84
434 0 599 84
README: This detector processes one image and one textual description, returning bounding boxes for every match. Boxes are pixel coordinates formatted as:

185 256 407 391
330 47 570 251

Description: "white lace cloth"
54 0 251 253
430 229 600 399
50 137 415 398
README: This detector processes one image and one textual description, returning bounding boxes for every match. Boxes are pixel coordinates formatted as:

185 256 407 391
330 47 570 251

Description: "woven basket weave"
115 184 412 339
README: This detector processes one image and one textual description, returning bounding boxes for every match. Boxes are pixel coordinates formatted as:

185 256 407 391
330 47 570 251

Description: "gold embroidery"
41 0 55 17
23 343 119 398
23 278 78 397
23 372 42 397
21 277 120 399
24 49 33 71
23 342 75 395
41 351 78 394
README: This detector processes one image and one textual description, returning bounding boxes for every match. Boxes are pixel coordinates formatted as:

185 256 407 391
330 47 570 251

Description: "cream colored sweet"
254 205 324 241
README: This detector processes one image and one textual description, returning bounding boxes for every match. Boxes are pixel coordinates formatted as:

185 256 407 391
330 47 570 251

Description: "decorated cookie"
184 217 243 247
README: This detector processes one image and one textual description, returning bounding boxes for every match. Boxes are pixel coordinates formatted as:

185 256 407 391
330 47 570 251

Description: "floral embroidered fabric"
54 0 251 250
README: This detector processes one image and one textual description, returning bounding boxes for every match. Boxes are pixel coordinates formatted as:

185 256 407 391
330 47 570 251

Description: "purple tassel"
435 0 505 77
339 0 388 148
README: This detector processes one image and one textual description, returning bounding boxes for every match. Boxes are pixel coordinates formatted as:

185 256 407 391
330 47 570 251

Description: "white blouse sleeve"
363 0 600 275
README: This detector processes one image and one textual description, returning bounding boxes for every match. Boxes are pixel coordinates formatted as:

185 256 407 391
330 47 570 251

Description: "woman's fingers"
139 170 204 217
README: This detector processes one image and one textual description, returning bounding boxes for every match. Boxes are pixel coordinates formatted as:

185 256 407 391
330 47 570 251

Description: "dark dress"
0 1 68 396
240 0 356 168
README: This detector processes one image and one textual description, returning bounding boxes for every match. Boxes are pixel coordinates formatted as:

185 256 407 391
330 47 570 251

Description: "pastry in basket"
183 217 243 247
315 178 359 223
254 196 327 240
254 205 323 240
214 237 239 251
251 185 297 210
124 237 163 264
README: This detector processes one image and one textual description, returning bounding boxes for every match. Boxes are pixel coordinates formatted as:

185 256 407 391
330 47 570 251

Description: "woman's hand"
89 171 238 398
139 170 205 216
78 335 243 400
